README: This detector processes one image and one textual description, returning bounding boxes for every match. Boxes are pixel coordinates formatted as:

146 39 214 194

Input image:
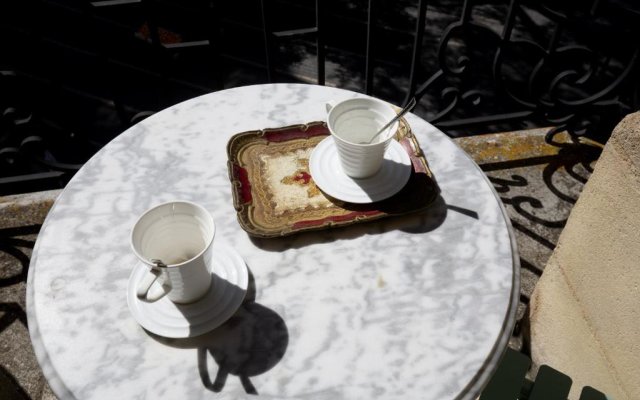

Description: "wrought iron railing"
1 0 639 194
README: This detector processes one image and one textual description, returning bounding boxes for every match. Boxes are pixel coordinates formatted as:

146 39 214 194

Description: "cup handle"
325 100 337 113
136 265 171 302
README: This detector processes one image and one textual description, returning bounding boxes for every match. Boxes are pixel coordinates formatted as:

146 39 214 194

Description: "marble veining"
27 84 519 400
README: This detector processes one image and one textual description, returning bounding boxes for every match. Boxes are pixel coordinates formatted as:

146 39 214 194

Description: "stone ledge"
0 190 61 229
455 128 603 165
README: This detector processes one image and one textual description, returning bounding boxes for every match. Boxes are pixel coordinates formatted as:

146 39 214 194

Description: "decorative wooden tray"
226 119 440 238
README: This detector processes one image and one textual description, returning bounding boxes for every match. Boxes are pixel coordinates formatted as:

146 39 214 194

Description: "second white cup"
326 97 400 178
131 201 215 304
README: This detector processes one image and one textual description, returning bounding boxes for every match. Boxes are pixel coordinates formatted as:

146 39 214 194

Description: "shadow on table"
150 269 288 395
250 194 471 251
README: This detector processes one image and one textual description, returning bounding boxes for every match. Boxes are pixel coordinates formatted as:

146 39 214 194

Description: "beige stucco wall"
530 112 640 400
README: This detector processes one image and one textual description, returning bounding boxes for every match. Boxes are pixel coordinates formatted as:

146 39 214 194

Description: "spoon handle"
367 97 417 144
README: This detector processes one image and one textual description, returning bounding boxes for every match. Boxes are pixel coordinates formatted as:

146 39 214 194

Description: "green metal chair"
479 348 609 400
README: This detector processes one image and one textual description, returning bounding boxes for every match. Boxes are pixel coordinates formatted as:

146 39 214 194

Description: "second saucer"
309 137 412 204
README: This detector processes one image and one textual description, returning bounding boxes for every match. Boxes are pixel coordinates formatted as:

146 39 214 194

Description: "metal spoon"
366 97 417 144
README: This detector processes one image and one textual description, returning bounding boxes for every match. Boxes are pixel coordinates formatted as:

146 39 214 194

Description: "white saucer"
127 243 249 338
309 137 412 203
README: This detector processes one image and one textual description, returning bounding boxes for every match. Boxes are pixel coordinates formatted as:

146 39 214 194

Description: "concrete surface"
0 128 601 399
529 113 640 400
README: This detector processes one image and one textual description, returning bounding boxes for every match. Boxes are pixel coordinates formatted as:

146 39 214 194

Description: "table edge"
25 84 522 400
450 138 521 400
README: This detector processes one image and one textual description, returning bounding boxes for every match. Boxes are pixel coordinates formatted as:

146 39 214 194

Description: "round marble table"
27 84 519 400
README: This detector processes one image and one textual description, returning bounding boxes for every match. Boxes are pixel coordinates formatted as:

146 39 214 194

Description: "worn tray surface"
226 119 439 238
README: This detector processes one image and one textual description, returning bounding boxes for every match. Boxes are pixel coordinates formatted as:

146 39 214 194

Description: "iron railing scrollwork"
2 0 640 194
406 0 640 141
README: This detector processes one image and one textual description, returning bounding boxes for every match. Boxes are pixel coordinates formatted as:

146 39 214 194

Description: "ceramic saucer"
127 242 248 338
309 137 412 203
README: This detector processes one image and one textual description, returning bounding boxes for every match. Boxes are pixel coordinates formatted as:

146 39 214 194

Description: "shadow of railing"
459 129 602 349
0 224 41 399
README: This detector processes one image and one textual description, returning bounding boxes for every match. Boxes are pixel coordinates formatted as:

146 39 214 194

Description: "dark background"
2 0 639 194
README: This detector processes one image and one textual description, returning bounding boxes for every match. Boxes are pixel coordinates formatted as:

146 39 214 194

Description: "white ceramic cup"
131 201 215 304
326 97 400 178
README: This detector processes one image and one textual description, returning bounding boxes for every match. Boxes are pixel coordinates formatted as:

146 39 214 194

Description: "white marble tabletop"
27 84 519 400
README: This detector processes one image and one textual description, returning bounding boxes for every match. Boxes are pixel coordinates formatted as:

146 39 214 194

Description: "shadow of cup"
148 268 288 396
198 302 289 394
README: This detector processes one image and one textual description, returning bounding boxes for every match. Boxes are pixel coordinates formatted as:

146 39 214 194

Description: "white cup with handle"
326 97 400 178
131 200 215 304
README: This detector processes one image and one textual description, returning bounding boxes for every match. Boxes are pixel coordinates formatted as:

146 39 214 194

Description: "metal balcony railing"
1 0 639 195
